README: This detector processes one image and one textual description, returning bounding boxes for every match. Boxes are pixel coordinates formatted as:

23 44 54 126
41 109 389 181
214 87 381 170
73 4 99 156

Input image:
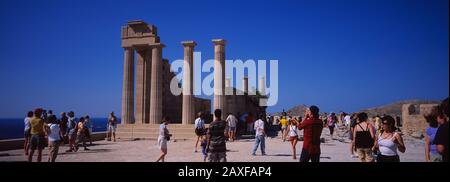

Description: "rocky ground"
0 127 425 162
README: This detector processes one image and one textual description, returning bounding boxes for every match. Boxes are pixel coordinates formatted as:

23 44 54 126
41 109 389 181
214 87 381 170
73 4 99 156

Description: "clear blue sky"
0 0 448 118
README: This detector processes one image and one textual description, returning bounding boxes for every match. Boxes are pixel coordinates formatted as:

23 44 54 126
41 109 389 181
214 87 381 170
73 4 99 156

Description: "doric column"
149 44 165 124
135 49 145 124
121 47 135 124
225 78 231 88
181 41 196 125
212 39 226 119
259 76 265 95
243 77 249 94
143 49 152 124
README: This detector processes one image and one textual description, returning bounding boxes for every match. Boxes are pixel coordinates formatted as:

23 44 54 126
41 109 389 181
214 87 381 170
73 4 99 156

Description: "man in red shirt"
298 105 323 162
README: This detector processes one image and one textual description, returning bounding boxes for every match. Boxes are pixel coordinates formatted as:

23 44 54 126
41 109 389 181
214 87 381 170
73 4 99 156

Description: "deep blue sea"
0 118 120 140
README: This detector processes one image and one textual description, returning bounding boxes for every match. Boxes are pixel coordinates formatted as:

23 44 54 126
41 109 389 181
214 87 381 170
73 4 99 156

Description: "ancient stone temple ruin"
116 20 266 139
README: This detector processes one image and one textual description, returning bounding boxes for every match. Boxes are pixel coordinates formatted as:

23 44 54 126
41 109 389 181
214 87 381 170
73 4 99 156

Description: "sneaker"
252 153 256 156
84 148 90 151
262 153 267 156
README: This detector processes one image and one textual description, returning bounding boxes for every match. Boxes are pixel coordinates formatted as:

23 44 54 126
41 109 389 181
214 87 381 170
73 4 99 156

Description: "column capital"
151 43 166 49
181 41 197 47
212 39 227 46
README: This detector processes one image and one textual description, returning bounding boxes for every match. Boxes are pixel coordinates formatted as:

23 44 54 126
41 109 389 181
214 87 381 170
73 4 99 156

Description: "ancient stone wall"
402 104 438 138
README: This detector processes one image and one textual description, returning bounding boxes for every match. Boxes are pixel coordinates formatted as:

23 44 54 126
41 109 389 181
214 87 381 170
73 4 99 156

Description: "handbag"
166 134 172 141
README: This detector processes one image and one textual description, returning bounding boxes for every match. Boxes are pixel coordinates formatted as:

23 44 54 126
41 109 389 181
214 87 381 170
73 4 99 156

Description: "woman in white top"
373 115 406 162
46 115 63 162
24 111 33 155
288 118 300 160
156 116 171 162
194 112 205 153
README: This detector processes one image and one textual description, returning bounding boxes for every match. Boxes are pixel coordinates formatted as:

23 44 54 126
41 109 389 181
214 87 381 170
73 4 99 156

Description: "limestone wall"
402 104 438 138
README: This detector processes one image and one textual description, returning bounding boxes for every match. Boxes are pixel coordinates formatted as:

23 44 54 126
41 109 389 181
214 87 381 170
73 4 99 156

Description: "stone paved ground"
0 127 424 162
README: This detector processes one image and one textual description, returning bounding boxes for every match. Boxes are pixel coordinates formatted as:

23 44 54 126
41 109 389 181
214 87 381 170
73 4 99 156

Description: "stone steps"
116 132 197 140
116 124 201 140
117 128 195 133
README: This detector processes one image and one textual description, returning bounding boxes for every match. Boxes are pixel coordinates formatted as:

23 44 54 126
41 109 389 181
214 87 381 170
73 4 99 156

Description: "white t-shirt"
226 115 237 128
344 115 351 125
159 123 168 137
194 118 204 129
24 117 32 132
47 123 61 142
254 119 265 136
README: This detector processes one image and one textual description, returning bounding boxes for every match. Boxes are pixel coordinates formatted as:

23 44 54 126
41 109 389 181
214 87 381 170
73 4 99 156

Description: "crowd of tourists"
24 98 448 163
24 109 118 162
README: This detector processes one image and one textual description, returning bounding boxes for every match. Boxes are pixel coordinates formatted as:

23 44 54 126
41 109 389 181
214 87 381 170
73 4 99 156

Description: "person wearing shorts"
24 111 33 155
107 112 117 142
28 108 46 162
226 113 237 142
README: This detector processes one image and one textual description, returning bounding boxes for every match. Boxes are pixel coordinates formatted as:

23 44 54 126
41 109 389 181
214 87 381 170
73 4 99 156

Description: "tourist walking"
24 111 33 156
59 112 68 143
287 119 299 159
226 113 238 142
280 115 288 142
207 109 227 162
373 116 406 162
374 115 382 134
75 117 89 151
321 113 328 126
107 112 117 142
85 115 93 145
200 135 208 162
353 112 375 162
343 113 351 128
349 113 358 158
66 111 77 152
46 115 62 162
156 116 171 162
424 113 442 162
194 112 206 152
434 98 449 162
298 106 323 162
327 113 337 138
28 108 46 162
252 114 266 156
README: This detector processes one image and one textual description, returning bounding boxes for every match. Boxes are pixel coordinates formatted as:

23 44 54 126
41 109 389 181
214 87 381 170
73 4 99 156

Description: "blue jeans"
252 135 266 155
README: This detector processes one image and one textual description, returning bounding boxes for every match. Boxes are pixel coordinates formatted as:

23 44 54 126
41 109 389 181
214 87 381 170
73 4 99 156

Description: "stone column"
243 77 249 94
259 76 265 96
181 41 196 125
121 47 135 124
135 49 145 124
213 39 226 119
225 78 231 88
149 44 165 124
224 78 232 116
143 49 152 124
